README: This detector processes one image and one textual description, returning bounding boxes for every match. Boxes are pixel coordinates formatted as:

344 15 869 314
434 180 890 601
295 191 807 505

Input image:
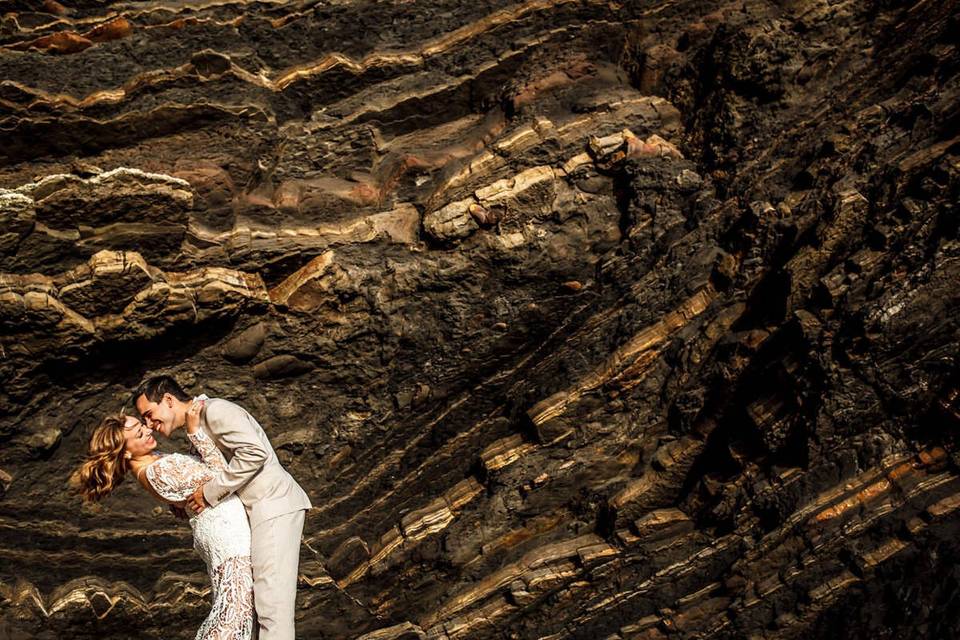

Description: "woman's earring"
125 452 132 460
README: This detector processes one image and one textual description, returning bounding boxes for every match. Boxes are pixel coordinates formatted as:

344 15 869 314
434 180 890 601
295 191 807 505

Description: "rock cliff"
1 0 958 638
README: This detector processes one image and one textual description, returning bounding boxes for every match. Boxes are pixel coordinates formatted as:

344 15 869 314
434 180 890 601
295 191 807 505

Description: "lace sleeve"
145 453 214 503
187 429 228 472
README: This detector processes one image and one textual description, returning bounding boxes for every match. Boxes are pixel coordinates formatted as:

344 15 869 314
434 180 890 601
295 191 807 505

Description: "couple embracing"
72 376 311 639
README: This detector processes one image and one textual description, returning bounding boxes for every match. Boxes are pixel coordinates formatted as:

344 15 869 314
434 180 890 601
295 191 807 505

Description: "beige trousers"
250 509 306 640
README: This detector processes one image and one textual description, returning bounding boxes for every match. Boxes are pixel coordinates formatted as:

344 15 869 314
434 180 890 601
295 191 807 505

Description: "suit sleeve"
201 400 269 507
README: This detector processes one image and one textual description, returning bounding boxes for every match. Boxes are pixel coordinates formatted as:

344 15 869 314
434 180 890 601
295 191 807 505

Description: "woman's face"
122 416 156 458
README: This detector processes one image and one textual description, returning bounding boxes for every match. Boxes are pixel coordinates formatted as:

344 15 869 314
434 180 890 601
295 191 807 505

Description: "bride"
72 400 255 639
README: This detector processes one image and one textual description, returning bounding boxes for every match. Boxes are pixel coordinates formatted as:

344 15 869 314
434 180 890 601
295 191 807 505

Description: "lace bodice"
145 452 215 503
143 430 254 640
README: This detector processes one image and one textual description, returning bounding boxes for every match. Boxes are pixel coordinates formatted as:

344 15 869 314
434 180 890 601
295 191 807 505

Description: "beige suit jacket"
198 398 312 529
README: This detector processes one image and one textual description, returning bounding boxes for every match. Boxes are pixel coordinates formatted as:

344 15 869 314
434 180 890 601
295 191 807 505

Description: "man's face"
136 393 178 437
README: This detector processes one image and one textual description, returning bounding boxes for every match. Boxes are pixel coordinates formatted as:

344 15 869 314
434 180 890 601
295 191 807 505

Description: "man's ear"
163 393 175 408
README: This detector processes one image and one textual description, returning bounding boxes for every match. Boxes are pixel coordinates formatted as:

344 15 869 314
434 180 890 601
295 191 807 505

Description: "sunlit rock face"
1 0 959 638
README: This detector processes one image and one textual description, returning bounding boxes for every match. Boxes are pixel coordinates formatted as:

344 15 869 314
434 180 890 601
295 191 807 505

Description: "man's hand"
187 483 210 515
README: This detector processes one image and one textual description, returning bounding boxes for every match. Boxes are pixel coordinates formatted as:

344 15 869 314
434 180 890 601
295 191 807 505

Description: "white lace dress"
144 430 255 640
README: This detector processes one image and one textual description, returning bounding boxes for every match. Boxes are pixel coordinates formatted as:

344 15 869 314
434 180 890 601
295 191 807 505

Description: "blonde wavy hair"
71 414 130 503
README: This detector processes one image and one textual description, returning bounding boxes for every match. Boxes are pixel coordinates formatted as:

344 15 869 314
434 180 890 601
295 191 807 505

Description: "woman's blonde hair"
70 414 130 503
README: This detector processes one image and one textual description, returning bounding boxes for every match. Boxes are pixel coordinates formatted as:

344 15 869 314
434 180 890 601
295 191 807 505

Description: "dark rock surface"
1 0 959 638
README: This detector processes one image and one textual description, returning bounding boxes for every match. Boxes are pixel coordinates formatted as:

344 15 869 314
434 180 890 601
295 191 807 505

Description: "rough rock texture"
1 0 959 638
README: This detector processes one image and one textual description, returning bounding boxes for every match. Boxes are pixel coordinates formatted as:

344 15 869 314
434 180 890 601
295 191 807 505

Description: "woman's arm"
186 398 203 435
186 400 228 472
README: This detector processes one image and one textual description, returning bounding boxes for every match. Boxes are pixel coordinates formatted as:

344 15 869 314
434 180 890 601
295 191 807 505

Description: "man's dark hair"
131 375 191 414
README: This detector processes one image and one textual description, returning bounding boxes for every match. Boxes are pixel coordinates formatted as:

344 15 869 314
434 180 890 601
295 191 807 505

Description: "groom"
133 375 311 640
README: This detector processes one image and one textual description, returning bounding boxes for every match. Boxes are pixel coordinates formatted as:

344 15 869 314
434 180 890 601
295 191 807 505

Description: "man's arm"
199 400 269 508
